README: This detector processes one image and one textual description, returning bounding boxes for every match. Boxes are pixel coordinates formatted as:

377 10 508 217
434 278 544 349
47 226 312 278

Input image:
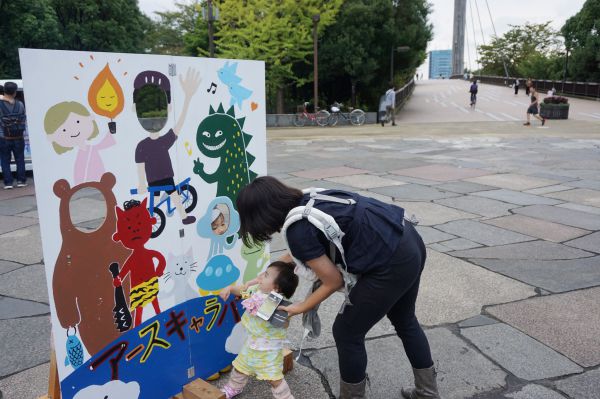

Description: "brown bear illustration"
52 172 131 357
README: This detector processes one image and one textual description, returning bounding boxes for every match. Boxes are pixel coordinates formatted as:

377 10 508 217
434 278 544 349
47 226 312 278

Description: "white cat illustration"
159 248 199 309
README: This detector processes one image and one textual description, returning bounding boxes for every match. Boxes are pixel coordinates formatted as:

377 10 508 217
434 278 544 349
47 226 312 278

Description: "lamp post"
561 48 570 94
390 46 410 84
313 14 320 111
203 0 219 57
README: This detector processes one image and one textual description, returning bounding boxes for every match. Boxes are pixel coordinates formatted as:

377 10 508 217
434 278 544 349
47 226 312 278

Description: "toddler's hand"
219 286 232 301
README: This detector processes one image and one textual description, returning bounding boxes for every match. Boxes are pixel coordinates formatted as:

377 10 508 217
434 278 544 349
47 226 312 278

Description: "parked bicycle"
293 102 330 127
328 102 366 126
130 177 198 238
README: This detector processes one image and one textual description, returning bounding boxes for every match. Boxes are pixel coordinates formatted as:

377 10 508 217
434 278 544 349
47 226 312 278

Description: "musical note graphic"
206 82 217 94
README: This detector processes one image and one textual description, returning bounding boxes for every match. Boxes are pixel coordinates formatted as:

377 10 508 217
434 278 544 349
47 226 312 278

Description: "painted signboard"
19 49 267 399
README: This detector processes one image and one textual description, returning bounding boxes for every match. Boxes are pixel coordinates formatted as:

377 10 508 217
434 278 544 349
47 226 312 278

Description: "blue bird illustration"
218 61 253 109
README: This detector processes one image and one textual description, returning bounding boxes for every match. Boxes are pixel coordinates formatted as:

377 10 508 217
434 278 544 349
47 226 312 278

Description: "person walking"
0 82 27 189
513 78 520 95
524 87 545 126
525 77 532 96
383 84 397 127
236 177 441 399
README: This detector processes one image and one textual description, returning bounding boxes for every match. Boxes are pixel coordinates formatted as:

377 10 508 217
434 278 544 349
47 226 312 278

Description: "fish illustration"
65 332 84 368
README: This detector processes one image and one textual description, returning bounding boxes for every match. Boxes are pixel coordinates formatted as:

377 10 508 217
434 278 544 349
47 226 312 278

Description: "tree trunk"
351 80 357 108
276 87 284 114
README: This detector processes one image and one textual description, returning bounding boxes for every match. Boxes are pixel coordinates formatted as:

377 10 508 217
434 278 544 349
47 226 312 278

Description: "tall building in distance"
429 50 452 79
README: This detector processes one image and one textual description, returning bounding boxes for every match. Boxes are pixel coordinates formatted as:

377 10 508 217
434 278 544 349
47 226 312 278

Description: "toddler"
211 208 228 236
219 261 299 399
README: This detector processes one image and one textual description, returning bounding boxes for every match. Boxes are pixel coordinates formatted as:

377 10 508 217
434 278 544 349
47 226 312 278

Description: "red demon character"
113 198 166 327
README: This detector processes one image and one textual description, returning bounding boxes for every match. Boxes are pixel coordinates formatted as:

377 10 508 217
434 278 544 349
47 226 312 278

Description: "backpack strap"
282 188 358 315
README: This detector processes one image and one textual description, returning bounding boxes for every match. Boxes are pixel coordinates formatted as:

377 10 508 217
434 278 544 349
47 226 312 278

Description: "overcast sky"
138 0 587 77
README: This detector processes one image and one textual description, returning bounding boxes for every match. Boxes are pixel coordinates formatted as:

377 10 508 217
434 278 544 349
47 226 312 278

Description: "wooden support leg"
38 347 61 399
283 348 294 375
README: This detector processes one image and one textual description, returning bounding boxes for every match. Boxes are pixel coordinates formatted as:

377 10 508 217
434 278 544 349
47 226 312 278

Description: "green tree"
319 0 432 108
478 22 562 78
145 1 208 56
0 0 63 77
213 0 344 113
562 0 600 81
51 0 151 53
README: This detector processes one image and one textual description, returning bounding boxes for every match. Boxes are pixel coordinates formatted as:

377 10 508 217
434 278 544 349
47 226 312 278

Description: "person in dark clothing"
514 78 520 95
236 176 441 399
0 82 27 189
524 87 546 126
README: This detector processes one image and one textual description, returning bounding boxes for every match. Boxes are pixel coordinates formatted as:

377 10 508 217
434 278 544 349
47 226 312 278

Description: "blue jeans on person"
0 138 26 186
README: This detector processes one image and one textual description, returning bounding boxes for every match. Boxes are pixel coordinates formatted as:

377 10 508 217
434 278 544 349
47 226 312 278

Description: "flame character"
88 63 125 133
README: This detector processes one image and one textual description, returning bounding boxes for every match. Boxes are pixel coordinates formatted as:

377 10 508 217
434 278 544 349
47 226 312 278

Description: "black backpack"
0 100 26 139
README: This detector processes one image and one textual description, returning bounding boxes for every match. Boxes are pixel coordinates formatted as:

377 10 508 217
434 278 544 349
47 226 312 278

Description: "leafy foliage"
145 1 208 56
0 0 150 77
316 0 431 109
561 0 600 81
477 22 563 78
212 0 344 111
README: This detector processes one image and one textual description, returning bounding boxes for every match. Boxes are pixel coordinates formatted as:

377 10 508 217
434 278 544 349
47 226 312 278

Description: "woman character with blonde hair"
44 101 115 184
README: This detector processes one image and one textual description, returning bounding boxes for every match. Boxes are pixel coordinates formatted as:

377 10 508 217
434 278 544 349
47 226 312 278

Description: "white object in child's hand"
256 291 283 321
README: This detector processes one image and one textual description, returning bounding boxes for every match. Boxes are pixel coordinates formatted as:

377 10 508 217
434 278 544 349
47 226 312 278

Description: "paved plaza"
1 81 600 398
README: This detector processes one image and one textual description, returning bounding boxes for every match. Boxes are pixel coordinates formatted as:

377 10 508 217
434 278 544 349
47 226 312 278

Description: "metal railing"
455 75 600 100
378 78 415 122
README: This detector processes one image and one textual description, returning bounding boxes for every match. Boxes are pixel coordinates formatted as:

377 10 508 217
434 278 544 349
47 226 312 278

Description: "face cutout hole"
69 187 107 232
210 203 230 236
134 84 168 132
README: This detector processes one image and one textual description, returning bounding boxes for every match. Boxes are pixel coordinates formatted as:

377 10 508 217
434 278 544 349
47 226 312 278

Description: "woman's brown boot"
401 366 441 399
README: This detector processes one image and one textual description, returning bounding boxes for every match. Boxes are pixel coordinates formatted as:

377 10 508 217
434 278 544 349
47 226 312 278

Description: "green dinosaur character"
193 103 257 207
241 240 269 283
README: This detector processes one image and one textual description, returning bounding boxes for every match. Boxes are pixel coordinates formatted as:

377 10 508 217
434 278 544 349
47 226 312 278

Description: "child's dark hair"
269 261 299 299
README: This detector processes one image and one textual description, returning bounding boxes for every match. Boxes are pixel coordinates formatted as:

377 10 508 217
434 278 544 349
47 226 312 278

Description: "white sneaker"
3 185 13 190
17 182 27 188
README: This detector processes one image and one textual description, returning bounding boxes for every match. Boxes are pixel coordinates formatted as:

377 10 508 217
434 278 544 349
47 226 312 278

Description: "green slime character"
194 103 257 208
241 240 270 283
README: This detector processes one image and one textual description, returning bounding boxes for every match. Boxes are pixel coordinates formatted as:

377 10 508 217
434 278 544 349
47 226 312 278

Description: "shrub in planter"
541 96 569 119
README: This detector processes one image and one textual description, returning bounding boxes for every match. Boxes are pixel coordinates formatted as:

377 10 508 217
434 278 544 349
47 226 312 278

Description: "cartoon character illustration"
133 69 201 226
73 380 140 399
196 255 240 296
193 104 257 208
87 62 125 134
217 61 253 109
241 240 269 283
44 101 115 184
112 198 166 327
64 328 84 369
197 197 240 260
159 248 199 308
52 172 131 357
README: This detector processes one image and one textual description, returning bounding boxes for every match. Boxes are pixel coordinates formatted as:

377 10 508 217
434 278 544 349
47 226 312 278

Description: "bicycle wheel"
181 184 198 213
350 109 366 126
316 110 330 127
151 207 166 238
292 113 306 127
329 113 339 127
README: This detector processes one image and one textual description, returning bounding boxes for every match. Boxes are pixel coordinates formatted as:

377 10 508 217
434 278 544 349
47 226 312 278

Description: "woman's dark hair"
269 261 299 299
237 176 303 246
